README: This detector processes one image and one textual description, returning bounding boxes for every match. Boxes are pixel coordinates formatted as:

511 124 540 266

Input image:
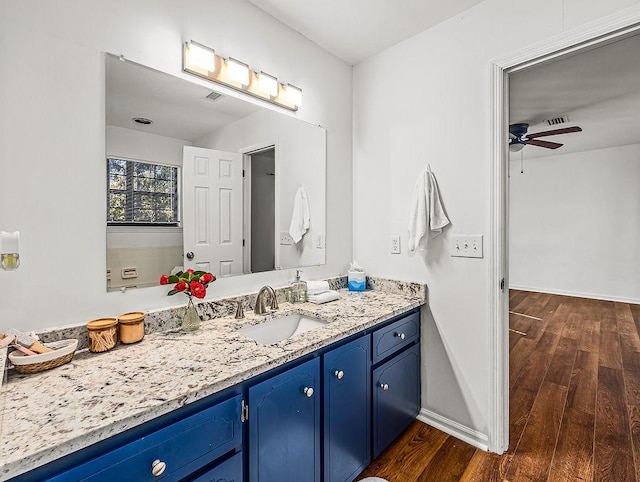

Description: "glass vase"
182 297 201 332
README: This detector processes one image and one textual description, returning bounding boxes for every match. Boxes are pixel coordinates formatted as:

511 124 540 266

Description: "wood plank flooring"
356 291 640 481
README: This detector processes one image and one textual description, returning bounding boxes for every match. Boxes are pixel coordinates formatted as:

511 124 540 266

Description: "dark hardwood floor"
357 290 640 481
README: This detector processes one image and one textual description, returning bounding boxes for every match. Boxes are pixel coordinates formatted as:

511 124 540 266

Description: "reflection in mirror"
105 55 326 292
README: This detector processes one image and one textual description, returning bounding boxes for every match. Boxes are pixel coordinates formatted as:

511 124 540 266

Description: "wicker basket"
8 339 78 374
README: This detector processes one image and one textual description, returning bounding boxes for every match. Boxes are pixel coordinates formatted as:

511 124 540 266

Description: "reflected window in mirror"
107 158 179 226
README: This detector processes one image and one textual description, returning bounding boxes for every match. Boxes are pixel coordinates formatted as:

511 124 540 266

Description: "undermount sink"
239 313 327 345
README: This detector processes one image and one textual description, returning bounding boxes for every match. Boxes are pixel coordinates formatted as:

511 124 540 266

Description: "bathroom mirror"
106 55 326 291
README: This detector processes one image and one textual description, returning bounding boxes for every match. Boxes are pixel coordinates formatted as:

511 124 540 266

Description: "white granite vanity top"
0 284 425 480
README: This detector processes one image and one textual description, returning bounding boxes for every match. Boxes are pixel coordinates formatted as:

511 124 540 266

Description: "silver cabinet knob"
379 383 389 391
395 332 406 340
304 386 314 397
186 251 194 260
334 370 344 380
151 459 167 477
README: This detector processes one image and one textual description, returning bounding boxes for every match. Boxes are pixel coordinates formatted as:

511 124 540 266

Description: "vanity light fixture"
186 41 216 72
258 71 278 97
182 40 301 111
0 231 20 271
285 83 303 107
227 57 250 86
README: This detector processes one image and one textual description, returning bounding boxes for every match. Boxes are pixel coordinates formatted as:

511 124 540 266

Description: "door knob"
151 459 167 477
379 383 389 391
303 386 314 397
334 370 344 380
186 251 194 260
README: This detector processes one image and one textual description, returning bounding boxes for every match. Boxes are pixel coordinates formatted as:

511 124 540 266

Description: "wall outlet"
279 232 294 245
390 236 401 254
451 235 483 258
121 267 138 279
315 234 325 249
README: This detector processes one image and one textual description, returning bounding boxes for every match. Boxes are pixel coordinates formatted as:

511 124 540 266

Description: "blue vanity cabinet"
248 357 321 482
40 394 243 482
372 343 421 458
323 334 371 482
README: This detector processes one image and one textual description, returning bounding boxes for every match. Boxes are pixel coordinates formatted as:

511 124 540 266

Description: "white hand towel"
407 166 450 252
307 280 330 295
307 290 339 304
288 186 311 243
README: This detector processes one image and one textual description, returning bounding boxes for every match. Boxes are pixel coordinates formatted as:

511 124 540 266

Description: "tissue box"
348 270 366 291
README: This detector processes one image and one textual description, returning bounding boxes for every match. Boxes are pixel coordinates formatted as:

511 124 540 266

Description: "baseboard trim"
417 408 489 451
509 285 640 305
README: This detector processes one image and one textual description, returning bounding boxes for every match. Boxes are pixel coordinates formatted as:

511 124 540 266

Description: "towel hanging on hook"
407 164 450 252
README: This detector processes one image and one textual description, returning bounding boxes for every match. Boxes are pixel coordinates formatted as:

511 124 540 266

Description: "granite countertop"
0 281 425 480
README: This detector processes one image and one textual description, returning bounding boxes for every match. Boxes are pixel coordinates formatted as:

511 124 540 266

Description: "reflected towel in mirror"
289 186 311 243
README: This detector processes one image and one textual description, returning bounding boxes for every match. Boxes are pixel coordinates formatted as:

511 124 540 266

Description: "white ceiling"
106 56 261 142
509 33 640 159
247 0 486 65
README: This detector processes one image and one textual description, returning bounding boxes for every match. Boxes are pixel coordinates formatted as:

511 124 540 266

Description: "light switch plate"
451 235 483 258
390 236 401 254
315 234 325 249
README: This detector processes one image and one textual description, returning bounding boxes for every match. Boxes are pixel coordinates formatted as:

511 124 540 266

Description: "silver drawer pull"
395 332 406 340
304 386 314 397
334 370 344 380
151 459 167 477
379 383 389 391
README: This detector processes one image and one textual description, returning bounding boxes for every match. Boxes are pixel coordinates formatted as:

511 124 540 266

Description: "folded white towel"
408 165 450 252
306 280 330 295
288 186 310 243
307 290 339 304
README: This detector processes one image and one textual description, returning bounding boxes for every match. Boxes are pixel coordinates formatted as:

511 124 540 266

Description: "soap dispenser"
291 270 307 303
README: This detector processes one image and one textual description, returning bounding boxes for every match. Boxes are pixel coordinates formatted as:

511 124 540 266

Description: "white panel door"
183 146 243 277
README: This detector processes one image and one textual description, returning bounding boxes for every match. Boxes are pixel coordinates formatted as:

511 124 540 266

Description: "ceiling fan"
509 123 582 151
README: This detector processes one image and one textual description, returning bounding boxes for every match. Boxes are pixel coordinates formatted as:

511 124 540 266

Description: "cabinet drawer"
372 311 419 364
49 395 242 482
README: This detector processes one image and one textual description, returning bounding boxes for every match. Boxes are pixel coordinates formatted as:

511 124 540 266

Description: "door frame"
240 142 279 274
488 7 640 453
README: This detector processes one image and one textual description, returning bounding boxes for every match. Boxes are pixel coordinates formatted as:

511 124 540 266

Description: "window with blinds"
107 158 179 225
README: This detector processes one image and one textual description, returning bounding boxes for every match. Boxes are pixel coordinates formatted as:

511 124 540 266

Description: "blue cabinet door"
323 334 371 482
372 343 421 457
248 357 321 482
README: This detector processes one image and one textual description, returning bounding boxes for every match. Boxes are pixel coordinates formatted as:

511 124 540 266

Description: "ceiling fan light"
510 143 524 152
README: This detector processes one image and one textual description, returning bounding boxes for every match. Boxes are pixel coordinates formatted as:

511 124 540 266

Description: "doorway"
245 146 276 273
489 14 640 454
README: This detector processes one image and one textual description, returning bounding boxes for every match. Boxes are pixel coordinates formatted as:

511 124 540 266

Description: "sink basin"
239 313 327 345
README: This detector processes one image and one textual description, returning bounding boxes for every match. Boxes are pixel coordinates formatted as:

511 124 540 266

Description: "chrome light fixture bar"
183 40 301 112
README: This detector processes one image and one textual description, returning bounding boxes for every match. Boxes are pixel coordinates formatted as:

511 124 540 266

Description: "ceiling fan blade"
527 139 563 149
527 126 582 139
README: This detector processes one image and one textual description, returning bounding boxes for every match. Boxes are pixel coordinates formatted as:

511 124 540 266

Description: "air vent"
544 115 569 126
206 91 223 102
133 117 153 125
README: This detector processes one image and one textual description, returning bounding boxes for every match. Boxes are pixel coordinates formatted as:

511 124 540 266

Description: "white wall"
0 0 352 331
510 143 640 303
352 0 640 443
196 109 327 269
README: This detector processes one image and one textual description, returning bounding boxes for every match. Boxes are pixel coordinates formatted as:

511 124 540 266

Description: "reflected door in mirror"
183 146 243 277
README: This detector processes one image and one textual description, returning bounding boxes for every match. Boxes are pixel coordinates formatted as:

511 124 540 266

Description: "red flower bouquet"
160 269 216 331
159 269 216 299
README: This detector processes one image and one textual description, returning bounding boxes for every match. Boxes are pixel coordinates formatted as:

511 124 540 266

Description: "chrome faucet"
254 285 279 315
